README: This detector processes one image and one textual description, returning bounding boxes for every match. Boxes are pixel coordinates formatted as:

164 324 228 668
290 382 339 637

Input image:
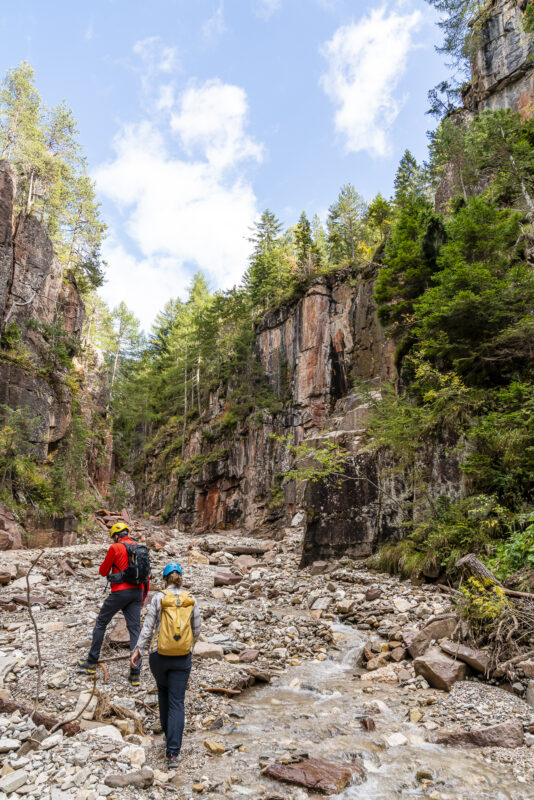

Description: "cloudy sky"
0 0 447 330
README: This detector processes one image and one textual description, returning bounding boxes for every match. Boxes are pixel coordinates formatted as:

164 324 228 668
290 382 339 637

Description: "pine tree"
394 150 426 205
0 62 106 289
294 211 319 280
243 210 286 310
366 194 393 245
327 184 366 266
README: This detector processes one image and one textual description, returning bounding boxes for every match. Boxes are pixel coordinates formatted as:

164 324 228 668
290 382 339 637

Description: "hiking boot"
167 753 180 767
128 671 140 687
76 659 97 675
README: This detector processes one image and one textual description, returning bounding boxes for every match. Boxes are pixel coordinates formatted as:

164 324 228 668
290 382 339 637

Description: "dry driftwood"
493 649 534 678
25 550 44 718
455 554 501 584
204 543 272 556
0 695 82 736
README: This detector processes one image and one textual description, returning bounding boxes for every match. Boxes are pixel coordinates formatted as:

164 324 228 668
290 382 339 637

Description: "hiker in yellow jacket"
131 562 201 766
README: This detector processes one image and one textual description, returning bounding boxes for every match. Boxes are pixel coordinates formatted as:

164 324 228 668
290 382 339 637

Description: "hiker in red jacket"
76 522 149 686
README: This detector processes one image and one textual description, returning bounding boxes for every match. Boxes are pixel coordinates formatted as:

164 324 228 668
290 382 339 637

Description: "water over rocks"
1 520 534 798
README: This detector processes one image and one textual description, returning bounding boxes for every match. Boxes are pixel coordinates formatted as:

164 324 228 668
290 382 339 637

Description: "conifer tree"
0 62 106 288
394 150 426 205
327 184 366 265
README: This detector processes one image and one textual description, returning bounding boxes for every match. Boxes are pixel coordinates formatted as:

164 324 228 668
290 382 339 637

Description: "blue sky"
0 0 448 329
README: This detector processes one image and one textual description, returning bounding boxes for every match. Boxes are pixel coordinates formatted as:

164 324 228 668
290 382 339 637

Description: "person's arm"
134 593 160 655
191 599 202 644
99 544 117 578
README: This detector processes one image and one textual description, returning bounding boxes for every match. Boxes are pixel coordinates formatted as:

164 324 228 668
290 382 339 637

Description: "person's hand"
130 647 140 669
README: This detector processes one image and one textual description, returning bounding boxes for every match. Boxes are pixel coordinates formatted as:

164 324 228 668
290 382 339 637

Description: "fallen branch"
25 550 44 719
493 649 534 678
0 696 81 736
502 587 534 600
200 685 241 695
437 584 461 595
50 670 99 734
135 698 157 715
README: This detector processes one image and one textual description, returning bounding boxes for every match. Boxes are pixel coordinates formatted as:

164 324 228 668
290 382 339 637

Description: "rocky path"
1 521 534 799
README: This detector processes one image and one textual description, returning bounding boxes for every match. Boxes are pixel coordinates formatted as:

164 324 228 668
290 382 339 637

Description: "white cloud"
171 80 263 170
95 70 262 330
256 0 281 20
320 6 422 157
99 241 190 331
202 2 226 40
133 36 179 74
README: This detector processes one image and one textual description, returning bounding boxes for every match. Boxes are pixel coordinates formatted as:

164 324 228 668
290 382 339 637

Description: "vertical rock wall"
0 160 111 487
139 269 399 548
463 0 534 117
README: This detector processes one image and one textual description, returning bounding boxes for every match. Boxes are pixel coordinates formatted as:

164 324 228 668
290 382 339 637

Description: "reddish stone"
429 721 523 748
263 757 363 795
214 572 242 587
238 649 259 663
413 647 468 691
365 588 382 601
360 717 376 731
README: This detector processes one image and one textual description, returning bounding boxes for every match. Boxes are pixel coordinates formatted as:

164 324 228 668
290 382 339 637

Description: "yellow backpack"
157 590 195 656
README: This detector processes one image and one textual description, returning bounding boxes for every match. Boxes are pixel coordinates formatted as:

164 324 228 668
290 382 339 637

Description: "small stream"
187 622 534 799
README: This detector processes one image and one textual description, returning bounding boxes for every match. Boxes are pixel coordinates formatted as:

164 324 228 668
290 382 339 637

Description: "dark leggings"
88 588 142 674
149 651 192 756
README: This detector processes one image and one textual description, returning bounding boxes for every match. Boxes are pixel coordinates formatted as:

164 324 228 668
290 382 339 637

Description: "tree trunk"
0 696 82 736
181 343 188 458
454 553 501 585
26 171 34 215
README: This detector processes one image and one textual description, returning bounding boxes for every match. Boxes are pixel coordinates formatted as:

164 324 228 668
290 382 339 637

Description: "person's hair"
164 572 183 588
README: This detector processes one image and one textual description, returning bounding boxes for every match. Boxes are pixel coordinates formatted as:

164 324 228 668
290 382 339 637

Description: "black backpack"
108 541 151 585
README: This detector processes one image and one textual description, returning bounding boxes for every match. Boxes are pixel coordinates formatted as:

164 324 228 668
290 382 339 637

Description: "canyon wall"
139 269 464 561
0 160 112 544
463 0 534 117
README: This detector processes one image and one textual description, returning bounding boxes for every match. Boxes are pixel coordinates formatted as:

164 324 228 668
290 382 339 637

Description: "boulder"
309 561 329 575
213 571 242 587
390 647 407 662
517 659 534 679
204 739 225 754
188 549 210 565
193 642 224 660
365 588 382 601
0 504 24 550
263 757 363 795
104 768 154 789
234 554 257 570
238 649 259 663
0 769 29 794
109 616 131 647
413 647 468 691
439 640 489 673
408 616 459 659
430 720 523 748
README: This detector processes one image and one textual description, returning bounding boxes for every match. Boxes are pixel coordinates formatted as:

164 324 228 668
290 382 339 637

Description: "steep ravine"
0 159 112 549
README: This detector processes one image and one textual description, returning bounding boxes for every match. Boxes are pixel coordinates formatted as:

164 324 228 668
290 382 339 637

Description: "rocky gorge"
1 518 534 799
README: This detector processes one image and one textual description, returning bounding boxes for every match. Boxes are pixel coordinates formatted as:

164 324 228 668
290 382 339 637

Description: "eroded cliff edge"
0 160 111 547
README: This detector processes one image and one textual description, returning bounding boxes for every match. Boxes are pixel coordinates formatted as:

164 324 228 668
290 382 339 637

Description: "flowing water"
186 622 534 799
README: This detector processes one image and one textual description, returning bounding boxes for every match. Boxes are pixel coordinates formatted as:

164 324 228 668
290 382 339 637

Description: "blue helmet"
163 562 182 578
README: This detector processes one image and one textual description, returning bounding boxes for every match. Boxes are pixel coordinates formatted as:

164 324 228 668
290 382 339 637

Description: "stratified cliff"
0 160 111 543
463 0 534 117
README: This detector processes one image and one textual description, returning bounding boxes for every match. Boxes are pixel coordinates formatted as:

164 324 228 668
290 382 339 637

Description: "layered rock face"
463 0 534 117
0 161 85 459
0 160 112 540
140 271 411 554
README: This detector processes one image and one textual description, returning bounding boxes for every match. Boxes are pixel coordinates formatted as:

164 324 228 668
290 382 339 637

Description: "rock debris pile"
1 521 534 799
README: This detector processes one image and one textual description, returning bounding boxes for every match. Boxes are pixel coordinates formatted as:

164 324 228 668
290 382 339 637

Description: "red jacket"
99 536 149 597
